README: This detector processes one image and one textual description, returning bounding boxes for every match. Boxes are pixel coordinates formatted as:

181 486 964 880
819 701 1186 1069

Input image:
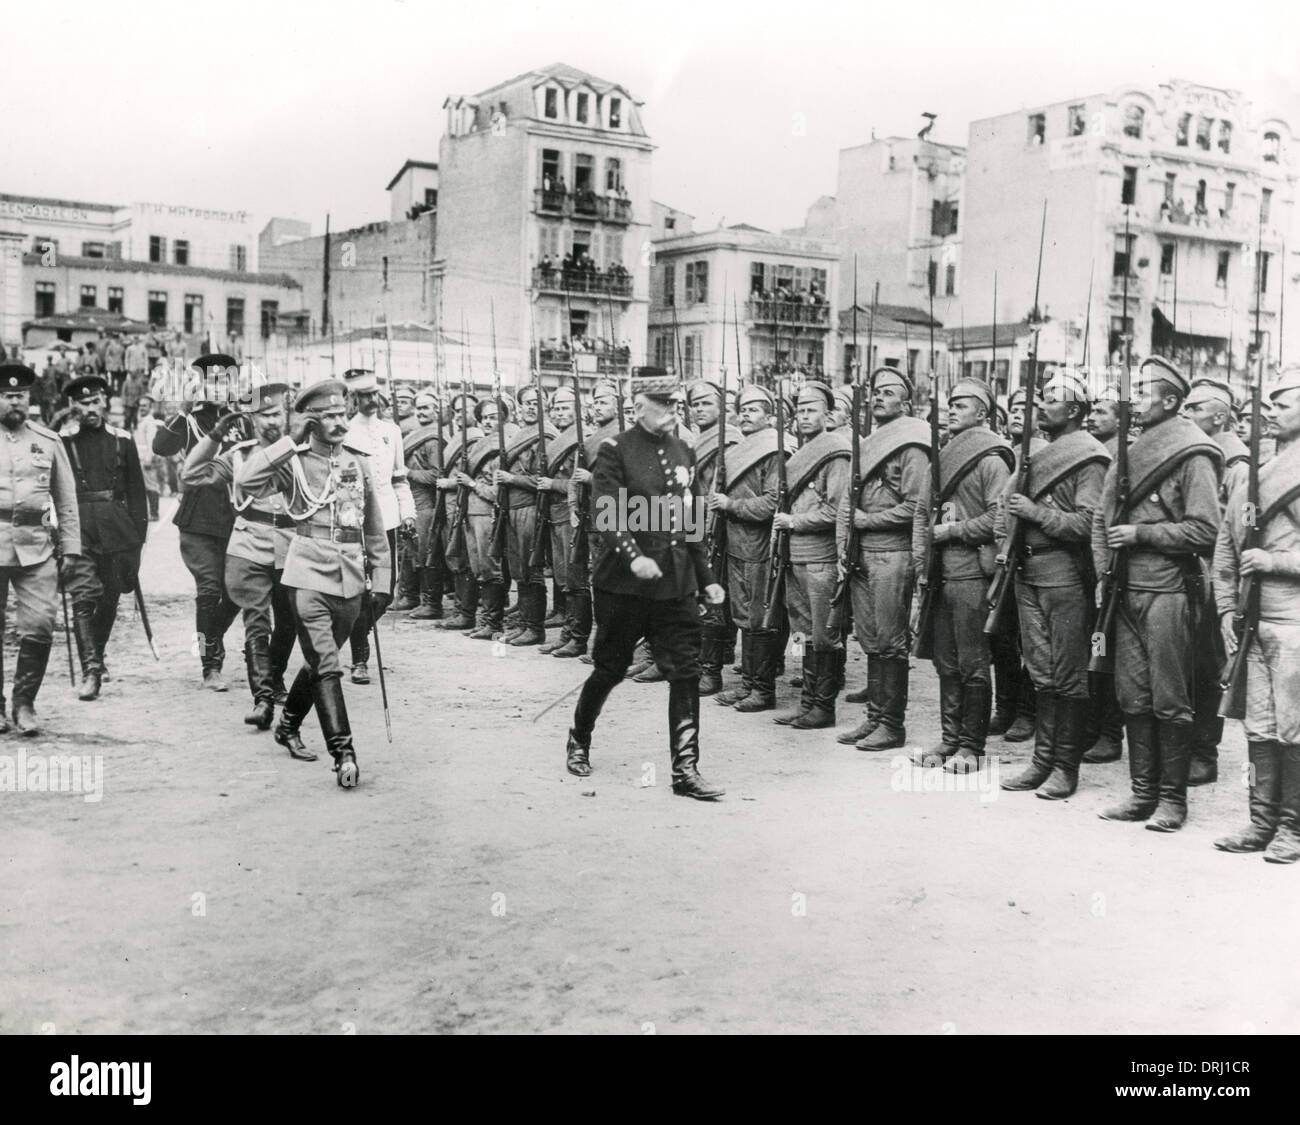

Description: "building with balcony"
648 224 839 383
837 302 951 397
434 62 653 393
960 79 1297 394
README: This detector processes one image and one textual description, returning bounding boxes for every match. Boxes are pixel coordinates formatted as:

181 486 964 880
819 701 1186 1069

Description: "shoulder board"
108 425 131 439
600 436 619 449
341 441 370 456
294 442 312 453
27 421 57 440
229 438 257 451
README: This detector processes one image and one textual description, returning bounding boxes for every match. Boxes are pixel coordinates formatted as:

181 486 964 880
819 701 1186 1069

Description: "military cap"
1269 365 1300 403
796 379 836 411
869 366 913 397
450 391 480 408
475 396 512 423
65 374 111 401
0 363 36 390
991 401 1008 431
1184 378 1235 411
686 378 723 404
1041 369 1091 406
949 378 995 412
630 366 677 399
414 389 438 407
831 385 854 417
1138 355 1190 397
737 383 774 410
551 385 577 405
517 384 543 405
392 382 417 402
591 380 620 401
342 368 379 394
294 379 348 413
249 381 291 410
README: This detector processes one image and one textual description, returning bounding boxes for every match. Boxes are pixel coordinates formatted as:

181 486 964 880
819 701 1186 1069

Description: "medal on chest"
335 463 362 528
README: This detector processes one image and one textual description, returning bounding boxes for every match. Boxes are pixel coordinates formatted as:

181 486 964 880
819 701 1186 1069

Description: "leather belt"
0 507 49 527
296 525 361 544
240 508 296 529
1021 543 1067 557
77 490 114 503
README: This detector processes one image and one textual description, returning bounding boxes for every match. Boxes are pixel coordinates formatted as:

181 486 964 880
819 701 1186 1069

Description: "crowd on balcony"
751 281 828 306
537 251 632 292
538 175 630 218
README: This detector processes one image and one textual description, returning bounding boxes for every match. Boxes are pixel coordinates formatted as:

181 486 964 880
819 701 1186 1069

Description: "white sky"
2 0 1297 237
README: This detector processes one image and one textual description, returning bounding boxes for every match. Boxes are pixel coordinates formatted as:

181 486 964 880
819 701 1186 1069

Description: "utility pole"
322 214 331 342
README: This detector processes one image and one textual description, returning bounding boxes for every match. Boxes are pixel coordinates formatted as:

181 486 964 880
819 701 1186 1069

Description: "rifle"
1219 205 1270 715
912 273 943 660
761 373 790 631
568 331 590 573
706 286 729 580
603 287 626 432
488 301 510 560
985 201 1047 634
428 305 449 557
1089 208 1134 678
528 301 553 571
448 314 471 559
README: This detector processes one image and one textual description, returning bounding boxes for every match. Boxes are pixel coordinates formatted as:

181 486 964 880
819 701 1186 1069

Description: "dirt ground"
3 496 1298 1035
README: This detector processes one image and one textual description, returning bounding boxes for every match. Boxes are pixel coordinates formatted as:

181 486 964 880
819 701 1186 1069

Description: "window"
541 149 560 189
1109 316 1134 357
80 285 97 309
1027 113 1045 145
32 236 57 256
604 232 624 268
227 297 245 336
811 267 827 294
1112 232 1135 277
945 263 956 296
1160 243 1174 275
147 290 167 327
1123 104 1144 139
575 92 589 124
1176 113 1190 146
1068 104 1086 137
931 200 958 237
682 333 699 378
993 358 1010 387
684 261 708 304
229 244 246 271
1121 165 1137 205
1164 172 1176 202
573 153 594 194
174 239 189 266
1217 250 1230 287
260 300 278 339
544 88 558 119
662 263 674 306
907 349 918 375
609 97 621 128
605 157 622 192
424 187 437 208
664 217 675 232
1218 121 1232 154
538 223 561 261
1196 116 1213 150
1263 131 1280 163
1224 181 1235 215
81 241 105 258
1262 187 1272 223
1196 179 1207 210
183 294 203 334
107 286 124 314
653 334 671 368
927 259 938 296
35 282 55 317
1257 251 1270 294
149 235 165 263
382 255 389 290
751 262 765 294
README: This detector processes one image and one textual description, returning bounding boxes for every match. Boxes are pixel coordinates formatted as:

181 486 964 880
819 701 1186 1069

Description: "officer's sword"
45 505 76 683
365 576 393 743
133 586 161 661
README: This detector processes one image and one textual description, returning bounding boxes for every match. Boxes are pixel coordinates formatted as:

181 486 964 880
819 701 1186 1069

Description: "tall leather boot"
393 543 419 611
349 614 371 682
243 636 275 730
539 606 574 654
544 587 566 629
313 672 358 787
669 678 725 799
1038 694 1090 800
1188 707 1222 786
1099 714 1159 821
1002 690 1055 790
508 583 546 646
552 591 590 658
734 631 777 712
837 654 881 744
989 633 1018 735
698 631 724 696
0 642 8 733
774 648 817 725
408 568 444 621
716 631 754 706
1214 741 1281 852
832 647 846 694
1264 746 1300 864
1083 681 1124 762
856 656 909 751
466 580 504 639
438 571 476 630
946 681 991 773
72 602 102 702
791 648 839 729
197 595 229 691
567 667 621 776
1146 720 1193 832
11 637 52 736
915 674 962 767
273 667 317 761
1003 672 1035 742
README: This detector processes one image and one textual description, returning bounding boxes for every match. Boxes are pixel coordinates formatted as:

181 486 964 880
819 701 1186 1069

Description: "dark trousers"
591 590 703 682
348 529 396 664
63 547 139 656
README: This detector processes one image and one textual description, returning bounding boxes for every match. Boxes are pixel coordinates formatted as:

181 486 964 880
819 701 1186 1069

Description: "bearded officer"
835 367 930 751
181 382 298 730
0 364 81 733
565 367 726 800
1095 356 1223 832
235 379 391 786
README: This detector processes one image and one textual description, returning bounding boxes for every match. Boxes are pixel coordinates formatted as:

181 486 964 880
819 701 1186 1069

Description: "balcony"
1152 202 1251 244
537 341 630 375
533 188 633 224
746 298 831 327
532 265 633 299
1109 273 1144 300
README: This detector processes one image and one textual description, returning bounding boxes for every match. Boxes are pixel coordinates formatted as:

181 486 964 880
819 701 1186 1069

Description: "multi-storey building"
434 63 652 392
648 224 839 384
838 302 950 393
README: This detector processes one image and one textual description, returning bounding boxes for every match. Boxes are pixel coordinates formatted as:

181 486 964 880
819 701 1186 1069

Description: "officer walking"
235 380 391 786
0 365 82 734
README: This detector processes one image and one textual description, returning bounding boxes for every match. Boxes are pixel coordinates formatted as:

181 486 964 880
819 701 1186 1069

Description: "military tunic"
723 429 783 631
543 424 579 591
783 432 851 651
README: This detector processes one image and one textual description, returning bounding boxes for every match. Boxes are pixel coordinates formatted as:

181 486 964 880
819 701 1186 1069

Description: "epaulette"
27 420 58 440
600 436 618 449
229 438 257 451
341 440 370 456
294 442 312 453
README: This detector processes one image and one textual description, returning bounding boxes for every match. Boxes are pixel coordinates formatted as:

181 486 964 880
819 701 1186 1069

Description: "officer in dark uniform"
60 374 149 701
152 354 240 690
0 364 82 733
565 368 727 800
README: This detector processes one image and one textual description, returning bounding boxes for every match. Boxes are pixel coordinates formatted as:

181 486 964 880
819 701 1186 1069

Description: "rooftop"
22 253 302 288
385 159 439 192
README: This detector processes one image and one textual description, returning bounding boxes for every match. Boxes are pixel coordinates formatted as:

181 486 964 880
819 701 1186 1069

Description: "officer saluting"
0 364 82 733
235 380 391 788
566 367 727 800
60 373 149 701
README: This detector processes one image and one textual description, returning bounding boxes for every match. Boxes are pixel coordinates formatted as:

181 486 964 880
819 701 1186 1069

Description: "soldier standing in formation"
236 380 391 786
402 389 447 621
998 370 1110 798
566 368 725 799
1213 367 1300 862
0 364 81 734
537 385 580 655
836 368 931 752
436 392 482 631
462 396 514 639
181 382 298 730
1095 357 1223 832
